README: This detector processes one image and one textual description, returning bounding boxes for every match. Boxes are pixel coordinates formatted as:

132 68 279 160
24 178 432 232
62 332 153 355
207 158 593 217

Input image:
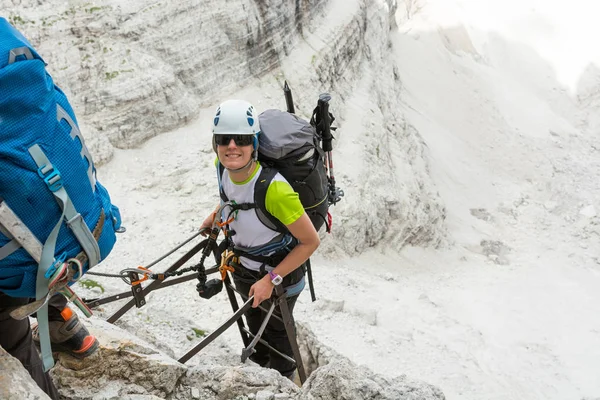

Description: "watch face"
270 272 283 285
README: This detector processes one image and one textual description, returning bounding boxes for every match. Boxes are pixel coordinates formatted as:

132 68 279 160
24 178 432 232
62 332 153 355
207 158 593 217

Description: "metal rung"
178 296 254 364
226 283 285 324
240 327 296 365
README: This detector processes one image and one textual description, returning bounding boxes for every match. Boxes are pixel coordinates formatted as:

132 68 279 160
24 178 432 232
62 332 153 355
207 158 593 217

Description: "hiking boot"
284 369 301 387
32 307 99 358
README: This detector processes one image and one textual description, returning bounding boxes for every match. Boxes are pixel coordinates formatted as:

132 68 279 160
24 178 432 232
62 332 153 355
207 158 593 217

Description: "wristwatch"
268 271 283 286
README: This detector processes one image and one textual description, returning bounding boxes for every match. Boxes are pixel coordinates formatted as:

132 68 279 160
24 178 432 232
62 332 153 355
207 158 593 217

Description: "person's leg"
264 266 305 377
32 293 99 358
263 293 299 377
0 293 60 400
47 292 68 320
233 276 270 367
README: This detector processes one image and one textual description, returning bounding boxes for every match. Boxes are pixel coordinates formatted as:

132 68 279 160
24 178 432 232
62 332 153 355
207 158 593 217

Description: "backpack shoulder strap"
218 163 287 233
254 167 288 233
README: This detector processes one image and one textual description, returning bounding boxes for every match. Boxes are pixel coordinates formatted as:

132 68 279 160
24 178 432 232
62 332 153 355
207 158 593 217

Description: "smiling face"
216 136 254 171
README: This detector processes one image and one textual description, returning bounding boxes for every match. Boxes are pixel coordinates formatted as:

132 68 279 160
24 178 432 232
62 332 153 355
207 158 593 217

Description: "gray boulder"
0 346 51 400
44 317 444 399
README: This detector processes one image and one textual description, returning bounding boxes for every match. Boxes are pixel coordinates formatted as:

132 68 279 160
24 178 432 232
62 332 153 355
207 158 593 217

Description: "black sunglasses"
214 134 255 147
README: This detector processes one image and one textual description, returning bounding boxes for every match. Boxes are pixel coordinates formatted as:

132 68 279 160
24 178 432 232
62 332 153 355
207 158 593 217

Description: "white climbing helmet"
212 99 260 137
212 99 260 161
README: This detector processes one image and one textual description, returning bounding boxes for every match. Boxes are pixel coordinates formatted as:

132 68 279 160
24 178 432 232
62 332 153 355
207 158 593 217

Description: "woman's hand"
200 211 216 236
249 276 274 308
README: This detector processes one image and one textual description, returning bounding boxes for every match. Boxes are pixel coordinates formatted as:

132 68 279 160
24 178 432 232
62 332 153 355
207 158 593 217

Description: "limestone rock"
300 360 445 400
1 0 327 162
0 315 445 399
0 345 51 400
174 365 299 400
50 317 187 399
297 323 444 400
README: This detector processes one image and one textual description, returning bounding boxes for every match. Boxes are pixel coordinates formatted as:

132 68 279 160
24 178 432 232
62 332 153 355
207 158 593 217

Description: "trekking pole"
284 80 295 114
317 94 344 206
0 198 42 263
305 259 316 302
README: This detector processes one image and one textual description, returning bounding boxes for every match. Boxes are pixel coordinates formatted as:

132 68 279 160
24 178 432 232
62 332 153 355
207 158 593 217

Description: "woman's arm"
269 213 320 278
249 213 320 307
200 203 220 234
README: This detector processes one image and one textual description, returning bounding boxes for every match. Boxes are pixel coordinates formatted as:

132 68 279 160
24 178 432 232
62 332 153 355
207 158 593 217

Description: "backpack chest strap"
230 232 297 272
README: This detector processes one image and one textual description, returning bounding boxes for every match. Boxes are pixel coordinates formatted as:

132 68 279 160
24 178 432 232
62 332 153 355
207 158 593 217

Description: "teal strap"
28 144 100 267
0 238 21 260
65 212 99 266
34 185 69 372
35 304 53 371
28 144 94 371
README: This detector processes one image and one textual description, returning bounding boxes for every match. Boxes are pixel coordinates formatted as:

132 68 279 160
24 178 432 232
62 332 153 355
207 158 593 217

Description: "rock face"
0 346 51 400
2 0 327 161
301 360 446 400
297 323 446 400
577 64 600 144
2 0 445 253
16 317 443 399
50 318 187 399
275 0 447 254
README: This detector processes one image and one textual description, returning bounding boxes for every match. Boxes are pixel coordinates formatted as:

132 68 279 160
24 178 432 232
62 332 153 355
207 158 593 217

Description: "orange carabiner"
216 215 235 228
219 251 236 281
131 266 152 286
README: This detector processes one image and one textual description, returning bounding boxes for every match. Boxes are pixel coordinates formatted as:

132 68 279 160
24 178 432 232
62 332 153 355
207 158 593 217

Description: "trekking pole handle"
318 94 333 152
284 81 295 114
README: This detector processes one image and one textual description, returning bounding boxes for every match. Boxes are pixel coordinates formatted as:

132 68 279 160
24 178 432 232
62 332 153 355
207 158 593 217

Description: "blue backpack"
0 16 121 365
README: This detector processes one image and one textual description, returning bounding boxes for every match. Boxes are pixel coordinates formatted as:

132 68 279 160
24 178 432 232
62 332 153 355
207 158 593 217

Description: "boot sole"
50 335 99 359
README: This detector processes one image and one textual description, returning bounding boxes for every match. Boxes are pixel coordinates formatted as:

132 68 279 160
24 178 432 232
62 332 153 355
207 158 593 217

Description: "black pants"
0 292 67 400
232 266 303 377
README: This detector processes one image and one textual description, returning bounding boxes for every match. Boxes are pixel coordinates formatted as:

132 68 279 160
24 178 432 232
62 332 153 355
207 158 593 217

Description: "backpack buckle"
44 252 67 280
37 164 63 192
